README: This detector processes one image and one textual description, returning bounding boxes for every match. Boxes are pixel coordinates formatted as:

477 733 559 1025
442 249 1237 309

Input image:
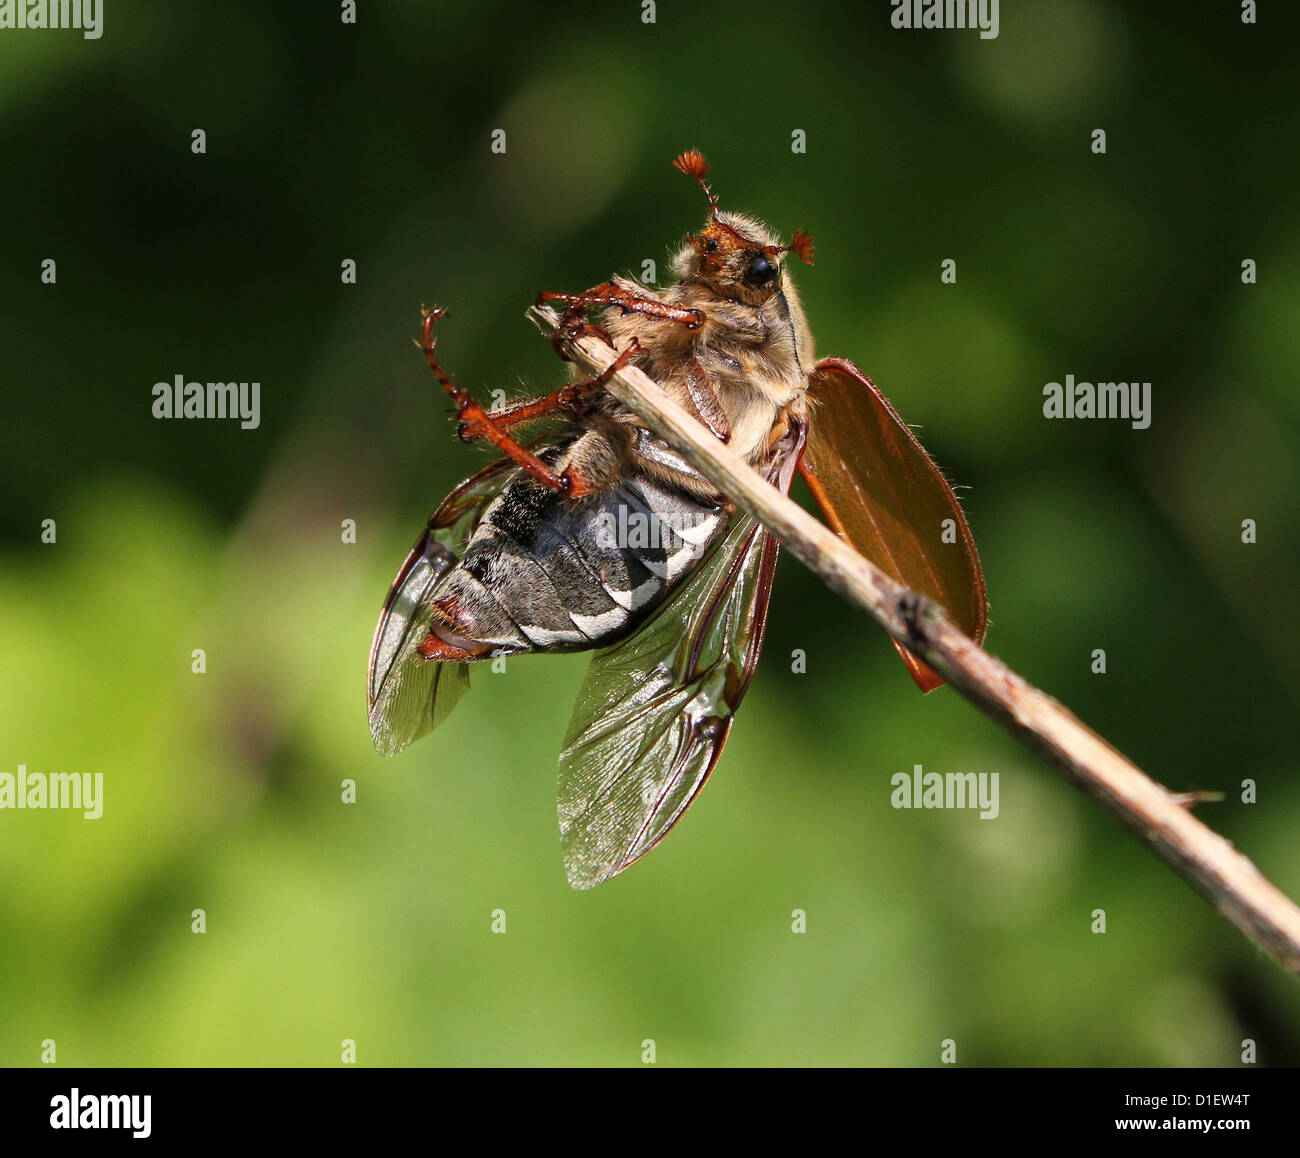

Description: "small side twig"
528 303 1300 976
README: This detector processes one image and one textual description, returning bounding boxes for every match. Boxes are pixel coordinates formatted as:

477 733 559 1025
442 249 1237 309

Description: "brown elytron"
368 152 987 888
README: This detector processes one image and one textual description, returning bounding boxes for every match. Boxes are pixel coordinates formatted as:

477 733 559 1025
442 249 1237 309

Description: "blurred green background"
2 0 1298 1066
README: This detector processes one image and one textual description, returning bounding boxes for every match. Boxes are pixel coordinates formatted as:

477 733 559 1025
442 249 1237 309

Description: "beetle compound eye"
703 238 719 255
744 252 777 287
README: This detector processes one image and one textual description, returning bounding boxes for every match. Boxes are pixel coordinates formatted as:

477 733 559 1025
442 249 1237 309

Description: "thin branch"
528 303 1300 976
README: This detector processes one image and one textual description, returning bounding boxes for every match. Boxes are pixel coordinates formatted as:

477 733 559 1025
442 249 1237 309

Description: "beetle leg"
421 306 568 493
421 307 639 499
680 355 731 443
458 338 645 443
538 282 705 361
456 381 598 443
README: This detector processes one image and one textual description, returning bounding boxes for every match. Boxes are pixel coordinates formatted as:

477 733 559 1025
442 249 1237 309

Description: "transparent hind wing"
557 511 778 888
367 458 514 756
556 422 805 889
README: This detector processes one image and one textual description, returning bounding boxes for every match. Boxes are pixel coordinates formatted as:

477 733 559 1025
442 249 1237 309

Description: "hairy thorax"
558 270 816 501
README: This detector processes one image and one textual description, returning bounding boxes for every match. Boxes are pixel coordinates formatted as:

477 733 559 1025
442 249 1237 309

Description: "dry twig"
529 303 1300 975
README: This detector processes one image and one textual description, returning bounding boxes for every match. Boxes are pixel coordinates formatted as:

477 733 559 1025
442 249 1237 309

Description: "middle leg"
422 306 642 498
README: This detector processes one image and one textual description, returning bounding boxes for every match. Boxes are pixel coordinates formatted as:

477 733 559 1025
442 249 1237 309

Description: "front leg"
537 281 705 361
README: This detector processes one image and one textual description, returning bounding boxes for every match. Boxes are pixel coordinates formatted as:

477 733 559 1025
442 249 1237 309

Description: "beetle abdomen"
424 468 727 658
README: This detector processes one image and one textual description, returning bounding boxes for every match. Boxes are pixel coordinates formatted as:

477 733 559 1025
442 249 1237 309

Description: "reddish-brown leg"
421 307 569 493
462 330 650 443
422 307 640 498
537 281 705 360
457 379 599 444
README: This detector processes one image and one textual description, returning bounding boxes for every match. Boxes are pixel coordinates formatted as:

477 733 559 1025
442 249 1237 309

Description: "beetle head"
670 150 814 304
